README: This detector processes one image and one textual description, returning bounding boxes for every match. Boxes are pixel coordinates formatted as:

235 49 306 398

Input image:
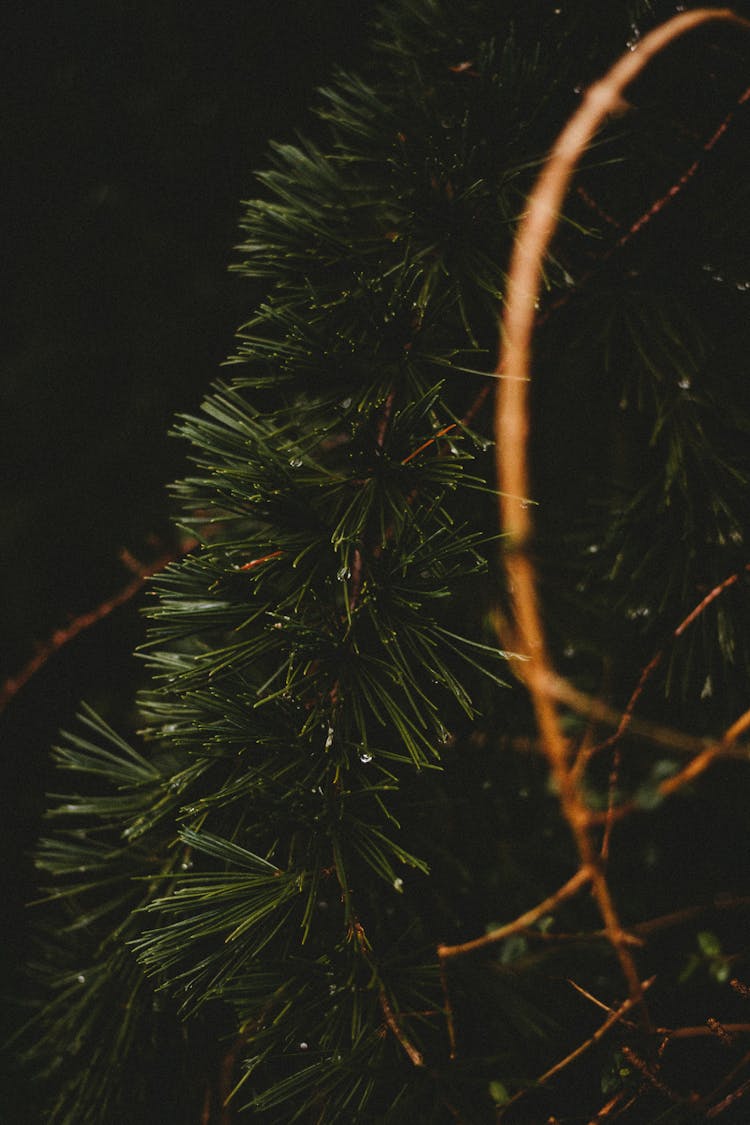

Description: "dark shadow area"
1 3 374 1116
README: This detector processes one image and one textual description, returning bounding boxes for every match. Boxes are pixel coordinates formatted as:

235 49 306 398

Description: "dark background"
1 1 374 1110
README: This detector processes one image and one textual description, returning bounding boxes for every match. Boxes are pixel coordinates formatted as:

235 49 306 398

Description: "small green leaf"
489 1080 511 1105
697 930 722 957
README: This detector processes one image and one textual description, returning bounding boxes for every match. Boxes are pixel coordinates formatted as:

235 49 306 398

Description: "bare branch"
438 866 593 960
499 978 656 1119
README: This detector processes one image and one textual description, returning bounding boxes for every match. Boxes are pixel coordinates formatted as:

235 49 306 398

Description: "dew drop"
324 725 335 751
678 377 691 390
299 1041 309 1051
393 877 404 892
76 974 86 984
340 396 352 409
626 24 641 51
289 456 303 469
180 859 194 871
359 751 373 764
336 565 351 581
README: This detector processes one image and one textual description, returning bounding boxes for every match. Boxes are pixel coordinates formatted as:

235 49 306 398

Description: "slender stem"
438 866 592 960
0 543 196 716
379 990 424 1067
498 978 656 1119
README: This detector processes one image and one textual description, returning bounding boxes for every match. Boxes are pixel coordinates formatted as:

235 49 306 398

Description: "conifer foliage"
20 2 750 1122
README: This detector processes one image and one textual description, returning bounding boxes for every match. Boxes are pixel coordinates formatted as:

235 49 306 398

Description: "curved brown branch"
438 865 593 960
493 7 750 1022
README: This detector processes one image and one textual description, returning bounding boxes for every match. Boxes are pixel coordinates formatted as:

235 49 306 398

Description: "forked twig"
580 564 750 775
438 865 593 960
498 977 656 1119
585 702 750 827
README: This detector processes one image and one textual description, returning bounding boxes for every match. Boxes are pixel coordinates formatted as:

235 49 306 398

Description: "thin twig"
463 58 750 444
615 84 750 249
587 1089 640 1123
620 1045 687 1104
567 978 628 1018
484 893 750 950
600 743 622 862
579 565 749 775
707 1076 750 1118
439 957 458 1059
702 1047 750 1116
438 866 593 959
585 702 750 827
576 185 621 229
401 423 457 465
379 990 424 1067
666 1020 749 1042
632 895 750 937
545 79 750 325
498 977 656 1119
0 544 196 717
550 675 749 762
